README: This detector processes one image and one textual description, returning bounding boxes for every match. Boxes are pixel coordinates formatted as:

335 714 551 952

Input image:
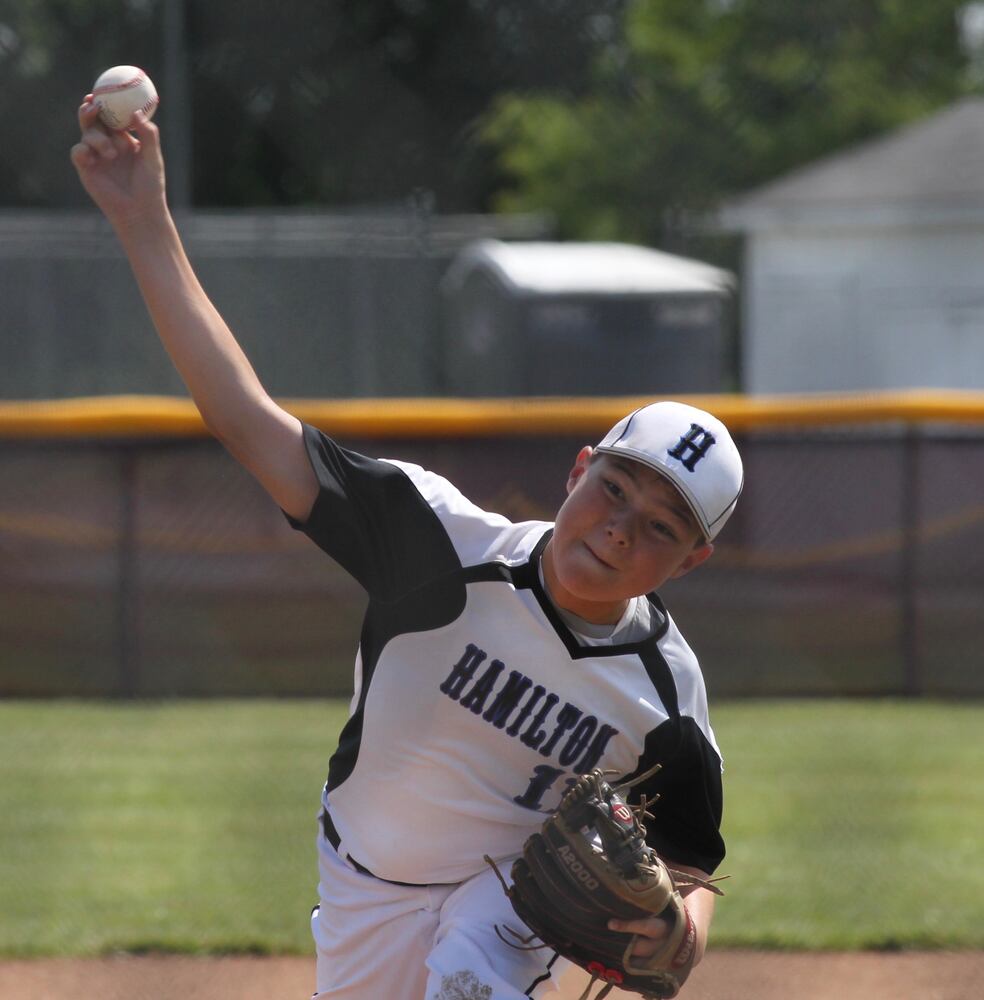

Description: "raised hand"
70 97 167 229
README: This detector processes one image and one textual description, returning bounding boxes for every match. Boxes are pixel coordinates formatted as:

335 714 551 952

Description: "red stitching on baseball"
93 73 147 95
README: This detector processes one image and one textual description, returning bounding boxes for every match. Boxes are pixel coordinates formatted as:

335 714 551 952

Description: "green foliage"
483 0 974 248
5 0 972 235
185 0 627 209
0 0 627 210
0 0 162 207
0 698 982 956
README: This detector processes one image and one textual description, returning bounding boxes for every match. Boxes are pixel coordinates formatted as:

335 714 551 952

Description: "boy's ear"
566 446 595 494
670 542 715 579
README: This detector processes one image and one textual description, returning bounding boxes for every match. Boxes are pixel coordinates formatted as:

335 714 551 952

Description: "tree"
482 0 975 251
0 0 627 210
0 0 161 207
185 0 628 209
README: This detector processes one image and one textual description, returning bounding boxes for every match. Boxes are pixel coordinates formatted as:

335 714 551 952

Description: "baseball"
91 65 159 131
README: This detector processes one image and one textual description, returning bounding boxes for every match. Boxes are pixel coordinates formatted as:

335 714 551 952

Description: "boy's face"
542 448 714 625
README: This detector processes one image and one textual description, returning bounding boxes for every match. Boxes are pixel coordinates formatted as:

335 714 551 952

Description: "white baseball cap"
595 401 743 541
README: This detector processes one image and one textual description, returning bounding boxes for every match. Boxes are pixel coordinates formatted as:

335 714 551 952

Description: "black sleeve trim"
622 717 725 874
285 424 461 599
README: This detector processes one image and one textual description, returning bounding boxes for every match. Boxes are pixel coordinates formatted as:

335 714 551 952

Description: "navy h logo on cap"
668 423 716 472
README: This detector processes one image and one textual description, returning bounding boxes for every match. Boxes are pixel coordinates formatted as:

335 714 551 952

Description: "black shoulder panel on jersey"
620 717 726 874
327 555 544 793
329 555 542 793
328 565 471 792
288 426 473 795
287 424 461 600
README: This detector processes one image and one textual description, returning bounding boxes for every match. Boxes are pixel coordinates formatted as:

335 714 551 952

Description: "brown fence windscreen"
1 397 982 699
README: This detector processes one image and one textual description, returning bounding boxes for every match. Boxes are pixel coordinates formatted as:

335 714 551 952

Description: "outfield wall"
1 392 982 698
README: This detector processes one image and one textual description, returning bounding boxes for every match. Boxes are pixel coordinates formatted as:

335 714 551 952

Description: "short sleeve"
286 424 461 599
624 716 726 874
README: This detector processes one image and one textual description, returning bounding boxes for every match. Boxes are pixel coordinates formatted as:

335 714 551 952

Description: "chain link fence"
0 210 554 401
2 2 982 701
1 421 981 699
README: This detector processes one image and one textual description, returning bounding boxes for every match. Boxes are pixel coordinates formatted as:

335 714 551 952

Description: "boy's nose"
606 515 632 546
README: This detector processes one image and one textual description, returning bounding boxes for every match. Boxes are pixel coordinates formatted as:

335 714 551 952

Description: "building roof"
443 239 734 296
719 97 984 231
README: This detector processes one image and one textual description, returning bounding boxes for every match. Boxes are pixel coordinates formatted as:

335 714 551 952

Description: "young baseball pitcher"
73 100 742 1000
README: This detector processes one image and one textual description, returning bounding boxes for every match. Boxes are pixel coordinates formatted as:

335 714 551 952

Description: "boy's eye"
650 520 677 541
604 479 624 498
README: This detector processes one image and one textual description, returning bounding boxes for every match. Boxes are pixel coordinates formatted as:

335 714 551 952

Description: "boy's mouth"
583 541 616 570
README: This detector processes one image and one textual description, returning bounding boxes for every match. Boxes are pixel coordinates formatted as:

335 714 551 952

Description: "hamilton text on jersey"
441 641 620 811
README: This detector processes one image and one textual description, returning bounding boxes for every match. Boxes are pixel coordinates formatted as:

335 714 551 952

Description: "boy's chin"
555 559 630 600
552 576 632 619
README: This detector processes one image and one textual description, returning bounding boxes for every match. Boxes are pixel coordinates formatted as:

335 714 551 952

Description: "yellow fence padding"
2 390 984 439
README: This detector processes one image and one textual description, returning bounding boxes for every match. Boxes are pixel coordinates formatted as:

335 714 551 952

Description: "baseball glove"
485 767 725 1000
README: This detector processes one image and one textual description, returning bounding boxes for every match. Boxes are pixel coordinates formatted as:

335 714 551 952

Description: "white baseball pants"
309 823 634 1000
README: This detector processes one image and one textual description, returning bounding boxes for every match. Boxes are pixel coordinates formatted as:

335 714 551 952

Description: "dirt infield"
0 951 981 1000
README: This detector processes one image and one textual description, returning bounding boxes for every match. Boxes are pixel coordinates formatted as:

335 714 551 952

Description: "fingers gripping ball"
485 768 727 1000
92 65 159 131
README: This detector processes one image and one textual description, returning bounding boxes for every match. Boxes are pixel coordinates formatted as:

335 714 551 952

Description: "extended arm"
70 101 317 521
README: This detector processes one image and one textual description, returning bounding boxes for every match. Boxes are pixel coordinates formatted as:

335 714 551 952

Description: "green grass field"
0 699 981 956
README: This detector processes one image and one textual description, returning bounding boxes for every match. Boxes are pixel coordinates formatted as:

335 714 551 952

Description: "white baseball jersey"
289 426 725 886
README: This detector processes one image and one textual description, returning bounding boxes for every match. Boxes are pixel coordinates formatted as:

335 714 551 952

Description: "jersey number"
513 765 577 812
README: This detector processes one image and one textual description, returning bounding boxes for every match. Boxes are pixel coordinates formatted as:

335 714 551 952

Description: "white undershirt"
539 564 661 645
